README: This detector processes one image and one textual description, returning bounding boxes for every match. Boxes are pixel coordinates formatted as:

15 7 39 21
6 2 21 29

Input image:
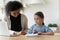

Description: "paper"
25 34 38 37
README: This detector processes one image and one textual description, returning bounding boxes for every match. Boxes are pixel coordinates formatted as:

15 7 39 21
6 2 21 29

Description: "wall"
24 0 59 28
0 0 59 28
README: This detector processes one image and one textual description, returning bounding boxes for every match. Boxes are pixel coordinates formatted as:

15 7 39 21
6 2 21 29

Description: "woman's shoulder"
21 14 27 20
21 14 26 17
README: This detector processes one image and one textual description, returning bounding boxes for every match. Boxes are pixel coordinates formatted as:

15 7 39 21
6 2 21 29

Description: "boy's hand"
32 30 37 34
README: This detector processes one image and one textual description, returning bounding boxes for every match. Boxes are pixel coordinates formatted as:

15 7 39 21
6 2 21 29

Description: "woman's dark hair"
35 12 44 25
5 1 23 16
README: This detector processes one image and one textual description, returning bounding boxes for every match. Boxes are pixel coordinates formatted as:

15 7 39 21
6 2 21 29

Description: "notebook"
25 33 38 37
0 21 10 36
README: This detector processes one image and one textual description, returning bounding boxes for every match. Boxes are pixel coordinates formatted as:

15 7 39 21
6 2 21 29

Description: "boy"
28 12 54 35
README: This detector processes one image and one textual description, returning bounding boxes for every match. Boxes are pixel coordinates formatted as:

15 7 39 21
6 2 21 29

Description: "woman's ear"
42 18 44 22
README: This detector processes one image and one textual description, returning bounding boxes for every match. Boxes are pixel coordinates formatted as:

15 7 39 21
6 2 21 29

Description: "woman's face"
34 15 44 25
10 9 20 17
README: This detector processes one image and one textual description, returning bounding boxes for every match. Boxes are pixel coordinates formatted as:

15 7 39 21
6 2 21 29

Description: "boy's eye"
34 18 39 20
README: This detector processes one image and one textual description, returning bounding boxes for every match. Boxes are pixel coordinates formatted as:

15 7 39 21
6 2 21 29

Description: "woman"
4 1 28 35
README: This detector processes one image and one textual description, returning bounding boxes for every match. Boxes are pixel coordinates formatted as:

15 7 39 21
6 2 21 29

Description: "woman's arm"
21 14 28 32
9 30 26 35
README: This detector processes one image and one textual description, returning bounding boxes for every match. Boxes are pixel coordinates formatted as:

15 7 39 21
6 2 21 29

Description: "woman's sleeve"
24 17 28 32
4 15 8 22
9 30 15 35
21 14 28 32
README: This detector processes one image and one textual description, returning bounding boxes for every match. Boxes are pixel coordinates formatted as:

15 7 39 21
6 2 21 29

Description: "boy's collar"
35 24 43 27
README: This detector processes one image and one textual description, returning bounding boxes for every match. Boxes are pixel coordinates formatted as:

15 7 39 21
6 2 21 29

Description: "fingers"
15 31 26 35
38 32 42 35
19 31 26 35
32 30 37 34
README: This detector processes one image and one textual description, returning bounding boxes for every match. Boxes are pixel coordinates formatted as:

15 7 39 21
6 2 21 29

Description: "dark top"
10 14 22 32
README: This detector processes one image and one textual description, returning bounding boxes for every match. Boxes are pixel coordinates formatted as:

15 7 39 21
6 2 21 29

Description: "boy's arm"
38 27 54 35
38 31 54 35
28 26 34 34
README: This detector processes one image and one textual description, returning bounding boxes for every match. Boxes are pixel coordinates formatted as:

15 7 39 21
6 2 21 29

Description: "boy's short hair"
5 1 23 15
35 12 44 25
35 12 44 18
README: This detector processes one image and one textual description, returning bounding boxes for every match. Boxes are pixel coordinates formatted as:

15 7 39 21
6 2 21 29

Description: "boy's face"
10 9 20 17
34 15 44 25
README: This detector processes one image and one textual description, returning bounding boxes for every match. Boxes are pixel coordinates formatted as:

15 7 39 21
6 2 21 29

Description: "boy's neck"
35 24 42 26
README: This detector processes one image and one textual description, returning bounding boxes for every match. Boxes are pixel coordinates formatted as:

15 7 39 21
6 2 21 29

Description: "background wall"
0 0 60 28
23 0 59 28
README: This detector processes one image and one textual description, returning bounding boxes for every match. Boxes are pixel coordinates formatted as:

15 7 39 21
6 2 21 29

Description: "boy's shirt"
28 24 53 34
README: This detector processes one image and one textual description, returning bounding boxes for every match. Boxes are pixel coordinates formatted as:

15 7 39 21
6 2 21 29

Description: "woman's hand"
14 31 26 35
20 31 26 35
38 32 42 35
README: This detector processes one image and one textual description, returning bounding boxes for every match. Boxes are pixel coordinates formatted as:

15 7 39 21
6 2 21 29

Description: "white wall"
0 0 59 28
24 0 59 28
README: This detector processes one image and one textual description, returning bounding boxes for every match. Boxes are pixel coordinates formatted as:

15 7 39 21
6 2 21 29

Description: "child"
28 12 54 35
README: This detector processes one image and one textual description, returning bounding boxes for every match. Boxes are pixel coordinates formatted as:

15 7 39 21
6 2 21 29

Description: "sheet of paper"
25 34 38 37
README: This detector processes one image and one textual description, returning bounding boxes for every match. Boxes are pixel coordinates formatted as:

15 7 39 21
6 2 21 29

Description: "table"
0 35 60 40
